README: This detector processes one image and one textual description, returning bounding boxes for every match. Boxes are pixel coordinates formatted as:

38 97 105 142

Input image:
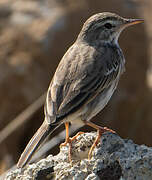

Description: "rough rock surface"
5 132 152 180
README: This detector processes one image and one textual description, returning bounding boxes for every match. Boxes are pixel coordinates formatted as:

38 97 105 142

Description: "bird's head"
78 12 143 45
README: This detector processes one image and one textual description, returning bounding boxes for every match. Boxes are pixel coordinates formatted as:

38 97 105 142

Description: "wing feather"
45 43 123 124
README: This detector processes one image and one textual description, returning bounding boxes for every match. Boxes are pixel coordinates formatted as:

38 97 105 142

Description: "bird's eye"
104 23 113 29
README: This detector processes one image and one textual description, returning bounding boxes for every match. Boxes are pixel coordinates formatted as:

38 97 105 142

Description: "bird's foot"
60 137 73 162
70 131 85 141
88 127 116 159
102 126 116 134
60 131 85 162
60 131 84 147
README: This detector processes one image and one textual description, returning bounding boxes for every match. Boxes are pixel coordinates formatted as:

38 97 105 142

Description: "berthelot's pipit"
17 12 143 168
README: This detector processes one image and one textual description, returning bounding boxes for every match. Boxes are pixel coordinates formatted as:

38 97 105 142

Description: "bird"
17 12 143 168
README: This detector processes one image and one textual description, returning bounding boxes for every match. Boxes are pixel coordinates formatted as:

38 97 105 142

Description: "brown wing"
45 43 123 124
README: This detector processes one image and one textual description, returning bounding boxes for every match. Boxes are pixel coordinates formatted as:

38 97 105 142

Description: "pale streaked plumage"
17 12 143 168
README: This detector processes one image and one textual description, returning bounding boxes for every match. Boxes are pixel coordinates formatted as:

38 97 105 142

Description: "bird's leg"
60 122 70 146
60 122 84 162
84 121 115 159
60 122 72 162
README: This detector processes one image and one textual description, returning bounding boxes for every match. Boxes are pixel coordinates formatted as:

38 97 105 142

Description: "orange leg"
84 121 116 159
60 122 84 162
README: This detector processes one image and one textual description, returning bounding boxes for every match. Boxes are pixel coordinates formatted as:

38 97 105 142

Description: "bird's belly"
63 76 120 125
83 79 118 121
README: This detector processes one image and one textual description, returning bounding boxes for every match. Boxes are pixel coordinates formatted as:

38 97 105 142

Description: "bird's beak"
124 19 144 27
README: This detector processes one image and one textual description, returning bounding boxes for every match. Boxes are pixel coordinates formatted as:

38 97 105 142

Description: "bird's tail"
17 120 59 168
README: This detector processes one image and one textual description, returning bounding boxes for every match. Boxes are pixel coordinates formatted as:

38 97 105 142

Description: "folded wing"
45 44 122 124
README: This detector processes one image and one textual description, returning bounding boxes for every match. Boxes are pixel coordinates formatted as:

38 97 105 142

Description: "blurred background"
0 0 152 175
